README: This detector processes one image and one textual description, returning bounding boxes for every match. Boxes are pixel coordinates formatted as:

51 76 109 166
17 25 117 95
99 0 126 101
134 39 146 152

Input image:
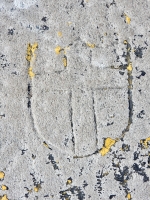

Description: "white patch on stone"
14 0 37 9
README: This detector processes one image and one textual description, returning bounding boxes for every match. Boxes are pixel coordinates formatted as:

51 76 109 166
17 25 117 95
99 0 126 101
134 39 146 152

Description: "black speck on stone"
137 110 145 119
143 174 149 182
25 193 29 198
41 17 47 22
133 151 140 160
83 180 88 189
134 47 144 58
44 194 49 197
80 0 85 7
148 155 150 164
107 122 114 126
136 70 146 79
41 25 49 31
122 144 130 152
109 195 116 199
119 71 125 75
8 28 14 35
48 154 59 170
133 163 140 172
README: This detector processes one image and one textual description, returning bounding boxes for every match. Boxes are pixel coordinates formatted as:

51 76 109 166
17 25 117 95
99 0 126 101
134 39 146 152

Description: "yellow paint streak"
26 43 38 62
55 46 62 54
62 57 67 67
1 185 8 190
127 193 131 199
86 43 95 48
125 14 131 24
0 195 8 200
127 62 132 71
26 43 38 79
0 171 5 179
57 31 62 37
28 67 35 78
100 138 116 156
140 137 150 148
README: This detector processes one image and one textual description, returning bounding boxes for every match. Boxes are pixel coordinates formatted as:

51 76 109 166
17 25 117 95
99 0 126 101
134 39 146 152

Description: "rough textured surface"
0 0 150 199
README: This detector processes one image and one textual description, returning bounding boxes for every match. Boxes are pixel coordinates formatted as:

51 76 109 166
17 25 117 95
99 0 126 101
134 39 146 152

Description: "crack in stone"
69 90 75 153
120 41 133 139
26 43 71 155
92 89 98 148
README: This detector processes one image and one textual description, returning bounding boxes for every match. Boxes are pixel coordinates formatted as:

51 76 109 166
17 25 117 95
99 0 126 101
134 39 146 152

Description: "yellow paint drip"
0 171 5 180
1 185 8 190
86 43 95 48
127 193 131 199
140 137 150 148
62 56 67 67
127 62 132 71
0 195 8 200
55 46 62 54
125 14 131 24
57 31 62 37
100 138 116 156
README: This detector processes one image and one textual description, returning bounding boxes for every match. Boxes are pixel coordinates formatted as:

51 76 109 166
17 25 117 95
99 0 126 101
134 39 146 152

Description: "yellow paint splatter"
140 137 150 148
124 14 131 24
34 187 39 192
1 185 8 191
0 171 5 180
0 195 8 200
66 178 72 185
62 56 67 67
126 193 131 199
124 40 127 45
127 62 132 71
99 138 116 156
34 184 41 192
55 46 62 54
57 31 62 37
86 43 95 48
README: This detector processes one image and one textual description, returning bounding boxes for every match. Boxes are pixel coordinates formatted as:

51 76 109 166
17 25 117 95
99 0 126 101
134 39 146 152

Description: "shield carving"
31 40 128 157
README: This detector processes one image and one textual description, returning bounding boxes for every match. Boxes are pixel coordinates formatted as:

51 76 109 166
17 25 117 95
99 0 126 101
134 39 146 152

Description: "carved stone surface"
0 0 150 199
